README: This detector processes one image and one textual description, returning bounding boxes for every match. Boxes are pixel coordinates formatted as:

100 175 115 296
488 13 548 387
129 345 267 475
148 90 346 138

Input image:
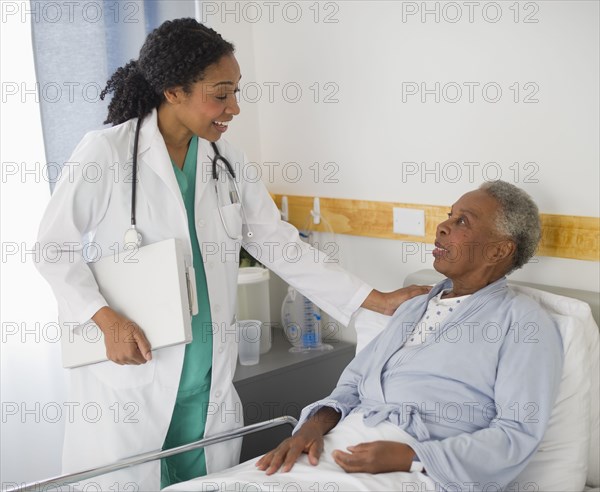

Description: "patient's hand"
255 425 324 475
332 441 416 474
362 285 431 315
256 407 341 475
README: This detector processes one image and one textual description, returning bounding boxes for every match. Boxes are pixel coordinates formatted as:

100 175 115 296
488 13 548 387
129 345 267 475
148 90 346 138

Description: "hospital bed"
16 271 600 492
15 416 299 491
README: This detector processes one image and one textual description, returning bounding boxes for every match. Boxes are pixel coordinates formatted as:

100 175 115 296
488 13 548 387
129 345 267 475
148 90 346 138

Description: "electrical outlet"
393 208 425 236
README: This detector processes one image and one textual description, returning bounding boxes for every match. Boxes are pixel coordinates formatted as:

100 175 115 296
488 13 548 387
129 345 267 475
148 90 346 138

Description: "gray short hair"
479 181 541 273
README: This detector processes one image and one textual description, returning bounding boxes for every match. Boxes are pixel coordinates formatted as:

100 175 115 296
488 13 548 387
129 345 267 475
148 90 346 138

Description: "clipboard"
61 238 198 368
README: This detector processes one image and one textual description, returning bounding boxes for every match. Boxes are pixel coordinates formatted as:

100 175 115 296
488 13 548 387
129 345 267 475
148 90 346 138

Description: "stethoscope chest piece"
124 226 142 248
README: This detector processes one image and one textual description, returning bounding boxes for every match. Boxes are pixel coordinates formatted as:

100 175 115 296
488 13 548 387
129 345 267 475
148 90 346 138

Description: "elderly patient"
167 181 563 492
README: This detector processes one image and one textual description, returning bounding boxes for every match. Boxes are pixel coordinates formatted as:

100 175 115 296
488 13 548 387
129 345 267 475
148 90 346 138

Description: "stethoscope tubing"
131 116 142 229
127 116 253 247
211 142 254 239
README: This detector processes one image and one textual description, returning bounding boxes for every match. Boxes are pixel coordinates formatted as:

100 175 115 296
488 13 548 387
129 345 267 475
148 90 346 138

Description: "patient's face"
433 190 505 286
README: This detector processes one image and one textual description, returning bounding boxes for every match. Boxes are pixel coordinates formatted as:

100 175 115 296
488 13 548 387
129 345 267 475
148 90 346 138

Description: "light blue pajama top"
295 277 564 491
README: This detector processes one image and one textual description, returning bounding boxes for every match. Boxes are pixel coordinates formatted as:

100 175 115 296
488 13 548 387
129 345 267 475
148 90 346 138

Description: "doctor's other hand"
332 441 416 474
362 285 431 316
92 306 152 365
256 407 341 475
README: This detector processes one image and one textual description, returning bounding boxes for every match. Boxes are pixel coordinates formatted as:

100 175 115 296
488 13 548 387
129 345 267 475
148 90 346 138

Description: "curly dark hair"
100 18 235 125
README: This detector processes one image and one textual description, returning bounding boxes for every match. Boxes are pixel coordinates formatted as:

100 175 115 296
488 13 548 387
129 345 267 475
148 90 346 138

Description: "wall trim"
271 194 600 262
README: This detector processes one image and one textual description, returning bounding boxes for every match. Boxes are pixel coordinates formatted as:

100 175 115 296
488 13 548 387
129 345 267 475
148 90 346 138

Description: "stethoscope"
123 117 253 248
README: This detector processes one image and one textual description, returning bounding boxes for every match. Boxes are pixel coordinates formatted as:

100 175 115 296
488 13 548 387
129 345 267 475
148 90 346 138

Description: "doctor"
35 18 427 490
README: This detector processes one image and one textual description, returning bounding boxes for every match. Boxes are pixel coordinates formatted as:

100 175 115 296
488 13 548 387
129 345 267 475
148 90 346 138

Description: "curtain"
3 1 197 484
30 0 196 192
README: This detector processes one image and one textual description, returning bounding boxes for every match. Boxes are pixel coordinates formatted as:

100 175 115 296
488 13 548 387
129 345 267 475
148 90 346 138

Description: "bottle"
281 287 333 353
236 267 271 354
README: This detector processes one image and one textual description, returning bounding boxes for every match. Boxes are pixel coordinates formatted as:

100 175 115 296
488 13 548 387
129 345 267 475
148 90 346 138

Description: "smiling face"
160 54 241 143
433 189 516 294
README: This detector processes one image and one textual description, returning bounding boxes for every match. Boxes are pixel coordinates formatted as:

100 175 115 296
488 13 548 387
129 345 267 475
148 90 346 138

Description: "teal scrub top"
161 136 214 488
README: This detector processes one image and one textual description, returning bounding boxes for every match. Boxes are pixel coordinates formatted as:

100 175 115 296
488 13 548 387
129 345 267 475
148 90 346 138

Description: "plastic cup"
238 319 261 366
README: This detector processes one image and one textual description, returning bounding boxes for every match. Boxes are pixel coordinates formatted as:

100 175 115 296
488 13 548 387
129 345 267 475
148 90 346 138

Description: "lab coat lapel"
130 109 187 221
194 138 214 207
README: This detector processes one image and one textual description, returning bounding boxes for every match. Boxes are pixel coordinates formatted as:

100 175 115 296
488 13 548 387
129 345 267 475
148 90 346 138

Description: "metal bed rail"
14 415 298 492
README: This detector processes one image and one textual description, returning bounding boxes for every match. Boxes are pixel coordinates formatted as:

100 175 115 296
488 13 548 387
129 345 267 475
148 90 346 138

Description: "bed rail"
14 415 298 492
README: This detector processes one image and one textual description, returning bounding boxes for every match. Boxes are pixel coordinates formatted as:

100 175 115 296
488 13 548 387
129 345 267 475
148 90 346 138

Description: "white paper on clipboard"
61 238 195 368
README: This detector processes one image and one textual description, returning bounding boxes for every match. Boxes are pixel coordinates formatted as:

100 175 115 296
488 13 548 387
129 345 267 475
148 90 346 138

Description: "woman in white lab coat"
35 18 426 490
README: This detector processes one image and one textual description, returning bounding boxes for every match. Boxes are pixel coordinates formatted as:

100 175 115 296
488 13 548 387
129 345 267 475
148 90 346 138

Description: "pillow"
351 307 391 354
508 286 599 491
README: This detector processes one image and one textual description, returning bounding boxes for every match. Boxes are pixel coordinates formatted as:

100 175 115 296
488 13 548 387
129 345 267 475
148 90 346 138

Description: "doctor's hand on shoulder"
363 285 431 316
92 306 152 365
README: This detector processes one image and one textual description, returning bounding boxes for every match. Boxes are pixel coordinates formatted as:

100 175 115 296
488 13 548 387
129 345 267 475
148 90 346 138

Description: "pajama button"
218 346 224 353
215 390 222 398
198 219 206 227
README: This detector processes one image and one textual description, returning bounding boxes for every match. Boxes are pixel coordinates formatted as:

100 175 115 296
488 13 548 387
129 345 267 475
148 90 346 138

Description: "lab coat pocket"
215 203 243 241
88 357 157 390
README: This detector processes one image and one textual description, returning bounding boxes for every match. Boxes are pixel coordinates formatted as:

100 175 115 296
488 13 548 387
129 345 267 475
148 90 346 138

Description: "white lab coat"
35 108 372 490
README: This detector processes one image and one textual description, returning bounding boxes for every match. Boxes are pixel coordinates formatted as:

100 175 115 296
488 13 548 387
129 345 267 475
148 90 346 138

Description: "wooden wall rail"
271 194 600 262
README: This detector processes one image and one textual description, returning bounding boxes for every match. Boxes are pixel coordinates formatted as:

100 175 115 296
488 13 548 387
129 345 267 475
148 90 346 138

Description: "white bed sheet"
164 413 436 492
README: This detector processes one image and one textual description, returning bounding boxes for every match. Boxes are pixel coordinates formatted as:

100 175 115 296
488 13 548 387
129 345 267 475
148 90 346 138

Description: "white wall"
208 0 599 297
1 8 67 487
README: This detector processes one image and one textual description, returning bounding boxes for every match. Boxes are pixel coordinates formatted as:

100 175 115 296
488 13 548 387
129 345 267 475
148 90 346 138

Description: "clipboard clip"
186 266 199 316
